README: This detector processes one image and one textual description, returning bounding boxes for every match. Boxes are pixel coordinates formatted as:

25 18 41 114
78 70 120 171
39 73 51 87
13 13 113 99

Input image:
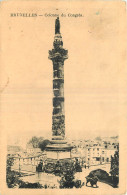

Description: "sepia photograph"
0 1 126 195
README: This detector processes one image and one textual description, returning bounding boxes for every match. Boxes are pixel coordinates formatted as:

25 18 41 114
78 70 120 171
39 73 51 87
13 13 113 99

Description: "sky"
1 1 126 143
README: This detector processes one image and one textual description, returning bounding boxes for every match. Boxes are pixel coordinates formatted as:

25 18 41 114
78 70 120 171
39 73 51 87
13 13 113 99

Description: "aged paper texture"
0 0 126 195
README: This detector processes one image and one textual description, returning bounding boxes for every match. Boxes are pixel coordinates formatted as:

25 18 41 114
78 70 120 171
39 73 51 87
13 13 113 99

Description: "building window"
96 157 100 161
97 148 99 151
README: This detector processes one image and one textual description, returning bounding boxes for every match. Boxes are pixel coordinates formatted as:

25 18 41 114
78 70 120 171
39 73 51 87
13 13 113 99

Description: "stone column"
49 18 68 140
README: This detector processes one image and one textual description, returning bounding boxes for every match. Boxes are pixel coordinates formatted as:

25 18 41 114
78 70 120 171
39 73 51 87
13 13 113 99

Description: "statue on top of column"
55 17 60 34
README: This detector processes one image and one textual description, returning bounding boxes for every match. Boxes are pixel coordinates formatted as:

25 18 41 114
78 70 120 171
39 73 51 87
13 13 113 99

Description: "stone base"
46 150 71 160
44 139 74 174
45 138 73 160
43 155 75 174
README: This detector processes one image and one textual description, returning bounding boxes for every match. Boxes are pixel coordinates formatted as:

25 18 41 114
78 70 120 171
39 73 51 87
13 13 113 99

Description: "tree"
28 136 44 148
110 147 119 187
110 150 119 177
6 156 20 188
6 156 14 172
28 136 50 151
59 169 75 188
39 139 50 151
28 136 40 148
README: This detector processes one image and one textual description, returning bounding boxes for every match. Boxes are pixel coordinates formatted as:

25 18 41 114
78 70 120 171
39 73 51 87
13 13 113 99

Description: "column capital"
49 48 68 60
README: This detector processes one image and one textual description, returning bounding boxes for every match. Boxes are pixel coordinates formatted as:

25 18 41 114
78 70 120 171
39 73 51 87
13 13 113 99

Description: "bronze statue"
55 17 60 34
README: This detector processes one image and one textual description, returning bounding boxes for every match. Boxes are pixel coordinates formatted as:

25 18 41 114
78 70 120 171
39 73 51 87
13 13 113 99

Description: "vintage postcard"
0 0 126 195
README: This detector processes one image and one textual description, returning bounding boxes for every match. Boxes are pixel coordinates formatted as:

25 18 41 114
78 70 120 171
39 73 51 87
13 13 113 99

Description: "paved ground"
21 172 60 188
81 181 114 191
75 165 113 190
20 163 113 189
75 164 111 182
